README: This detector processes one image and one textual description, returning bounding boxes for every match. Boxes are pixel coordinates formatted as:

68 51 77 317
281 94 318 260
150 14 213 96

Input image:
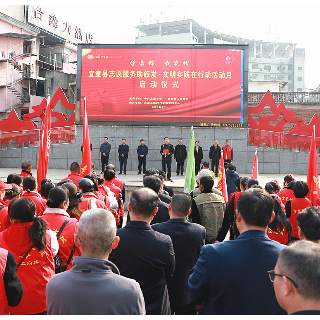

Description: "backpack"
54 218 76 274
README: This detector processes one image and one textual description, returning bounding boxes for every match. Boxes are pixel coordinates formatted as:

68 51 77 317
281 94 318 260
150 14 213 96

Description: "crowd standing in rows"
0 153 319 315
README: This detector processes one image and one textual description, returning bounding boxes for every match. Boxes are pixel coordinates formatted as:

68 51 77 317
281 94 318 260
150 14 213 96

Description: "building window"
298 66 302 70
277 75 284 80
264 75 272 80
297 88 303 91
251 74 258 79
264 65 271 71
288 64 293 71
288 75 292 81
288 85 293 91
298 77 302 81
252 64 259 69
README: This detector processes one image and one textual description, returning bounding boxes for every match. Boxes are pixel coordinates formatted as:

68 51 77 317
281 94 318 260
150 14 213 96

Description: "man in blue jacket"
188 188 286 315
137 139 148 174
209 140 221 176
118 139 129 175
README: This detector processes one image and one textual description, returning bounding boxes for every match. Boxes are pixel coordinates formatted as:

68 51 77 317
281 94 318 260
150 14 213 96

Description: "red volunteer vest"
223 146 232 160
279 188 295 206
114 176 124 191
233 191 243 212
41 211 81 271
289 198 312 238
0 206 10 232
19 171 32 179
61 173 82 186
104 181 124 218
0 248 9 315
0 223 54 315
20 191 47 216
79 194 106 212
267 225 289 245
93 191 111 210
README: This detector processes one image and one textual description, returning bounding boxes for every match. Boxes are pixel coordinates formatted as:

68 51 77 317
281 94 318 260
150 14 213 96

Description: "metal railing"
248 92 320 104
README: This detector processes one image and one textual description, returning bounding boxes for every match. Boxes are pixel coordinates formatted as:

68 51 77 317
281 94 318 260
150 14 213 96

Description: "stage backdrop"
77 44 248 127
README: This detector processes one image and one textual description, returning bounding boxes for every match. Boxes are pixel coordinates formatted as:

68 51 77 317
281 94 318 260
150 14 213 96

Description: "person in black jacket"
137 139 148 174
152 194 205 315
174 139 187 176
109 188 175 315
209 140 221 176
160 137 175 181
118 139 129 175
0 248 23 314
194 141 203 175
100 137 111 173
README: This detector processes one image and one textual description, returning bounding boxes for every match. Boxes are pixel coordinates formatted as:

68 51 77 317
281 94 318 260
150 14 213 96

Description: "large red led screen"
79 46 246 126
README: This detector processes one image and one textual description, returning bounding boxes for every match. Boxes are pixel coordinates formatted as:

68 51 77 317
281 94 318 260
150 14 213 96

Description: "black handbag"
54 218 75 274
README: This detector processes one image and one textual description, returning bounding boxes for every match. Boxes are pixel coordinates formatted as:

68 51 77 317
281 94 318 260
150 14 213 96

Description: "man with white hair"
46 208 145 315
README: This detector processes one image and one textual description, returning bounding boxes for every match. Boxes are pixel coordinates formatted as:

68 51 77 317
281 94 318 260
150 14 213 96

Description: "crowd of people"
100 137 233 180
0 159 319 315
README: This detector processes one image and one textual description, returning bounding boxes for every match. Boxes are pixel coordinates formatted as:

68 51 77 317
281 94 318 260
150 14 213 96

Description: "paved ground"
0 167 308 189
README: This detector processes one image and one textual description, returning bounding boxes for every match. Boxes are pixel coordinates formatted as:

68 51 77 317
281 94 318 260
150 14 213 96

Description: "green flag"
184 126 195 193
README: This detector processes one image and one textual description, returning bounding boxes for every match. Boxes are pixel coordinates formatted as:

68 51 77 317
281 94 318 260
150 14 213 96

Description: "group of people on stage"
0 157 320 315
100 137 233 181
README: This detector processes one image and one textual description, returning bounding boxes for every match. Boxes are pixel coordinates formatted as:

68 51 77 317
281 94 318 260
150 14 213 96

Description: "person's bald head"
129 187 159 218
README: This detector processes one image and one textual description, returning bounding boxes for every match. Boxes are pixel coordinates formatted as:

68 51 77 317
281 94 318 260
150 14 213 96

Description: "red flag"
251 149 258 180
217 151 228 201
80 97 92 177
307 125 319 205
37 95 51 190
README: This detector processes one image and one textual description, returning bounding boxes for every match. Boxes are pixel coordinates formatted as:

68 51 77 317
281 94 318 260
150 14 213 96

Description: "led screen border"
76 43 249 127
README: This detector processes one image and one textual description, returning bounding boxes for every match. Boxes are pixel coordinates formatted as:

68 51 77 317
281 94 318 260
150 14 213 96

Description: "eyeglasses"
267 270 299 288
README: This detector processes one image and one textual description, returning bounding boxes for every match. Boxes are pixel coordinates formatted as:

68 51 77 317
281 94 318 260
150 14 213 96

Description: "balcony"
248 92 320 104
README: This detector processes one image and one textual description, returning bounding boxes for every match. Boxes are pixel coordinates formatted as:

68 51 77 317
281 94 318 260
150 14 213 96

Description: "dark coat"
137 145 148 159
174 144 187 162
160 143 175 161
100 142 111 155
194 146 203 163
109 221 175 315
118 144 129 159
152 219 205 306
225 170 239 196
209 145 221 160
188 230 286 315
158 192 172 204
151 200 170 225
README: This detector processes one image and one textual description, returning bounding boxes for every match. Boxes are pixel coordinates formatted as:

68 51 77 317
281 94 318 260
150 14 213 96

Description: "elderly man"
46 208 145 315
109 188 175 315
270 240 320 314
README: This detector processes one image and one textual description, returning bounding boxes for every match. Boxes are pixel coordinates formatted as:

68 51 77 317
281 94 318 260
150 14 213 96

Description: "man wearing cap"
0 179 12 232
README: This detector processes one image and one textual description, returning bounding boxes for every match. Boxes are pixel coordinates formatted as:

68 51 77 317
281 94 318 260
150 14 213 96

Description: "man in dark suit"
160 137 175 181
188 188 287 315
209 140 221 176
143 175 170 224
118 138 129 175
174 139 187 176
152 194 205 315
194 141 203 175
109 188 175 315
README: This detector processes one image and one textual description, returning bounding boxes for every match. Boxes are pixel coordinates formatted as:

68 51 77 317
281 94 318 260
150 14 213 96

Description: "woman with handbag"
0 198 57 314
41 186 81 272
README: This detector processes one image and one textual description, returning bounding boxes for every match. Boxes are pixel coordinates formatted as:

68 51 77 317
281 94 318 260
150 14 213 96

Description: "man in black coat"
109 188 175 315
160 137 175 181
118 138 129 175
174 139 187 176
100 137 111 173
209 140 221 176
152 194 205 315
194 140 203 175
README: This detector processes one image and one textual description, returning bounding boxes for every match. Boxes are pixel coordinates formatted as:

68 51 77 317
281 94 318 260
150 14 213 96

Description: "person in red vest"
103 170 123 226
85 174 110 209
19 161 32 179
0 247 23 315
40 180 55 201
0 198 56 315
106 164 126 204
265 181 292 245
222 140 233 168
41 187 81 271
78 178 107 212
20 176 47 216
280 180 296 207
0 179 12 232
61 162 82 186
285 181 312 242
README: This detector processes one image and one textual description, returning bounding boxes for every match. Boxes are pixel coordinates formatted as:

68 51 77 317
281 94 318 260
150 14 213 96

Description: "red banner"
80 47 243 124
217 151 228 201
251 150 258 180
